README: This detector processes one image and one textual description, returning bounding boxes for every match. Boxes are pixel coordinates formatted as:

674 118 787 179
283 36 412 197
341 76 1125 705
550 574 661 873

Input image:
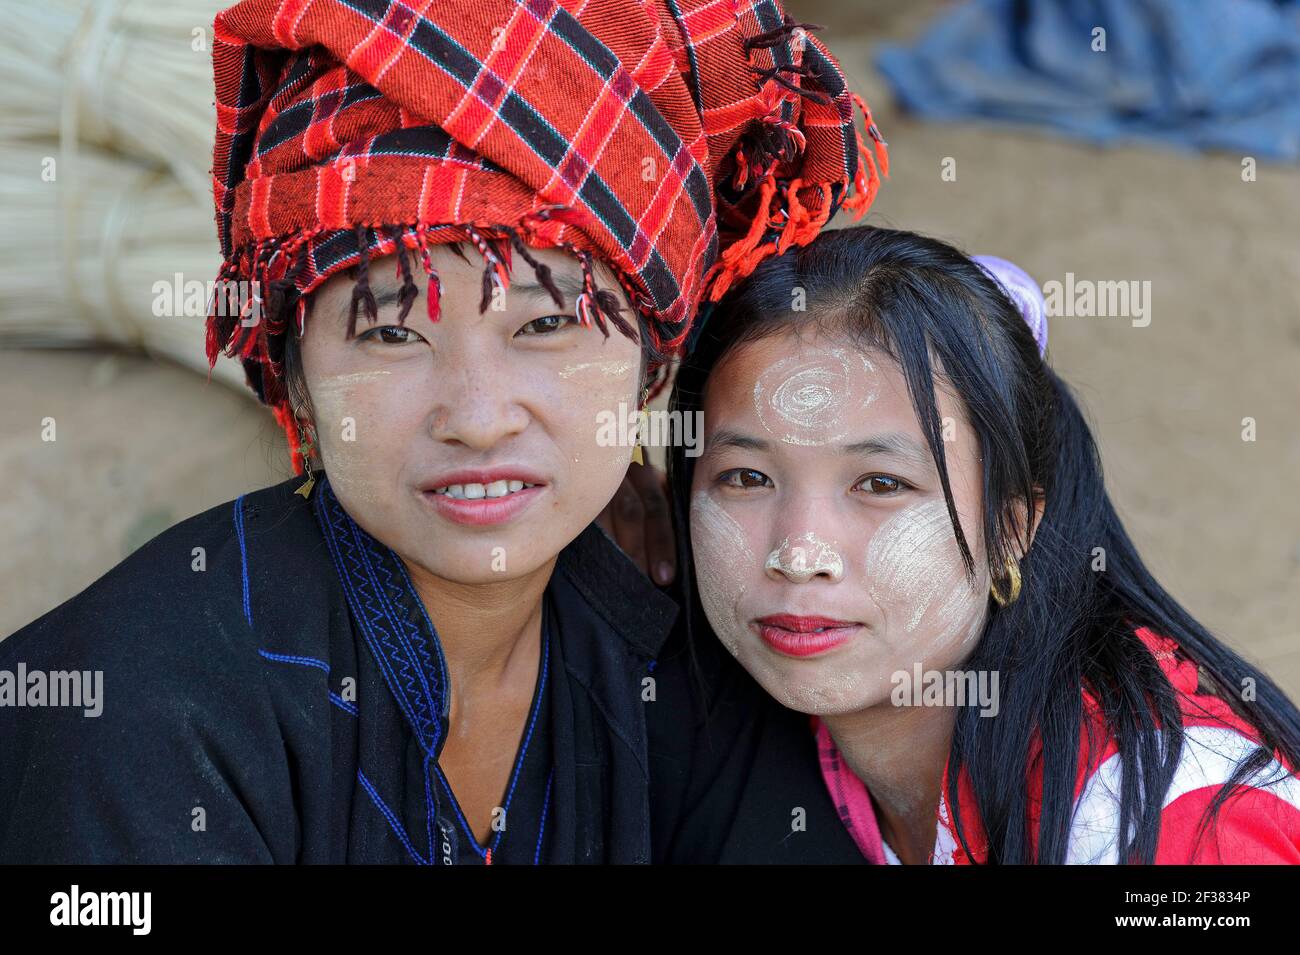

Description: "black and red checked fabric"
205 0 888 469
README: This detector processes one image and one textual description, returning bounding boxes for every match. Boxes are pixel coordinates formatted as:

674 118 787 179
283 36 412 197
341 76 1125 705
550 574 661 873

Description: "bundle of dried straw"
2 0 220 203
0 1 243 390
0 141 241 388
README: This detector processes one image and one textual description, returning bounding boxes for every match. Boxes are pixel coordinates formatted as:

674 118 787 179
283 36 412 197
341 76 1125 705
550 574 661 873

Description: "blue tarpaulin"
875 0 1300 160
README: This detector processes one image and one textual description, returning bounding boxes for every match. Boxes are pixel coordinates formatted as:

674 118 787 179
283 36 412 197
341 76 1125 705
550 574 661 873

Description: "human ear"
1002 490 1046 560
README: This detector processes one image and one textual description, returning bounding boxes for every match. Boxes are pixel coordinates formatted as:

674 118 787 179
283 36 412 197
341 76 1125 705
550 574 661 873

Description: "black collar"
553 523 678 659
307 475 678 760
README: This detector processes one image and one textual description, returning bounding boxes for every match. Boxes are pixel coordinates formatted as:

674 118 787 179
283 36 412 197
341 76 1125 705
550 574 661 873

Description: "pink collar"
810 715 887 865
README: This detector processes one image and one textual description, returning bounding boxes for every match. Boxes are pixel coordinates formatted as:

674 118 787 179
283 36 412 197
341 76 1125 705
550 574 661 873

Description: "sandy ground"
2 2 1297 697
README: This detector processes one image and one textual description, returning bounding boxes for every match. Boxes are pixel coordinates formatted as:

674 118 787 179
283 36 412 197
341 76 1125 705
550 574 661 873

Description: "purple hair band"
972 255 1048 356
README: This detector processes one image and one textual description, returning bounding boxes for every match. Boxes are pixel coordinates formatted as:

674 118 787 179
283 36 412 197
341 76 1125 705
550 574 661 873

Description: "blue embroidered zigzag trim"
314 479 449 760
311 477 552 865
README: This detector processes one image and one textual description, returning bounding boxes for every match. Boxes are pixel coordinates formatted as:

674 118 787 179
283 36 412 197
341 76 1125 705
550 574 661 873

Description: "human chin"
393 451 565 583
731 598 897 716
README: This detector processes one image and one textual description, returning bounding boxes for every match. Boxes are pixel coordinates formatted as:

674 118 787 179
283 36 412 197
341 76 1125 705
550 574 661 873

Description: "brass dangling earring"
294 423 317 498
630 387 650 466
990 557 1022 608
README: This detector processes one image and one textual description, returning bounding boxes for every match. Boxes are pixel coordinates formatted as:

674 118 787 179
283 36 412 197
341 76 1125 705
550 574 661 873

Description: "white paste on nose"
864 500 987 650
690 493 758 655
752 349 877 446
764 532 844 580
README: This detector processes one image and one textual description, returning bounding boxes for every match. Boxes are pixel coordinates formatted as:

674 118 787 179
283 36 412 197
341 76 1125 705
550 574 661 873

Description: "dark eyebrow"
511 273 588 308
704 428 933 467
707 428 771 453
841 432 934 467
335 278 404 329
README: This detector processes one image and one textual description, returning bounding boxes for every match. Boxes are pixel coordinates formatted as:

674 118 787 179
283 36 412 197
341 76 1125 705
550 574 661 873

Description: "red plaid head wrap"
205 0 889 471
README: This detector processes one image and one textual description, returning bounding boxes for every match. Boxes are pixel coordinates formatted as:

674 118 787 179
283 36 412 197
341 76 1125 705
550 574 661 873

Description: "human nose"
763 530 845 584
427 343 530 451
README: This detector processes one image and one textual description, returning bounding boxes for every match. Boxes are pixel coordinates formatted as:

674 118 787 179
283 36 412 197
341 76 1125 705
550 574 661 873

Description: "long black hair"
666 224 1300 864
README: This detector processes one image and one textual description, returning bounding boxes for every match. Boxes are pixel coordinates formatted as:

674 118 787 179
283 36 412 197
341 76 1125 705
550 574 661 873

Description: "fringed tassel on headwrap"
840 91 891 218
413 225 443 323
507 229 632 341
692 15 891 309
348 225 379 337
742 14 825 53
464 225 512 314
702 100 889 304
571 248 603 334
701 175 779 303
739 17 830 180
272 399 307 477
386 226 420 324
595 288 635 341
509 231 565 308
205 259 240 373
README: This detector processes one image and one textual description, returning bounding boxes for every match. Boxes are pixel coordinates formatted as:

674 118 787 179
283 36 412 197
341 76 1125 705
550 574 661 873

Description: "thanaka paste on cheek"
864 499 989 662
309 369 396 506
689 492 758 657
558 359 637 380
752 348 878 446
585 379 642 479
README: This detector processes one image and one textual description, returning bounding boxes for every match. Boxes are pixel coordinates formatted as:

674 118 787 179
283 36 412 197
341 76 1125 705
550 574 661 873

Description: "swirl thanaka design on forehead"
752 348 878 446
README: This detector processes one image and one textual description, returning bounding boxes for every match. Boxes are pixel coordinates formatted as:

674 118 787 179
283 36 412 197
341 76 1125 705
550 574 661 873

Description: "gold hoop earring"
990 558 1022 607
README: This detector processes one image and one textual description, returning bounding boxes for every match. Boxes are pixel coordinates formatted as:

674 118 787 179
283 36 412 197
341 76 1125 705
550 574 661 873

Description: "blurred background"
1 0 1297 696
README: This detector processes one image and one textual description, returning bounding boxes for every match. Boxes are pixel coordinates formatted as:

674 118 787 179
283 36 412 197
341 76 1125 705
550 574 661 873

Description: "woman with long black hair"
667 224 1300 863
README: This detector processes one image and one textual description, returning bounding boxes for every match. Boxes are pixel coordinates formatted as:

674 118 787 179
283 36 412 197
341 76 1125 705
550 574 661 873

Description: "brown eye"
721 468 772 489
517 314 577 336
856 475 905 495
359 325 421 345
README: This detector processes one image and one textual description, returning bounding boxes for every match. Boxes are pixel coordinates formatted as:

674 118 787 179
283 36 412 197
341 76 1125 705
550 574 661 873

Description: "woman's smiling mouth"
419 469 549 526
431 479 540 499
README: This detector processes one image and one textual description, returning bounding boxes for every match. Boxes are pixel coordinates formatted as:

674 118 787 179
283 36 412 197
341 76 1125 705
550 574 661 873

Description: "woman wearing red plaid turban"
0 0 886 864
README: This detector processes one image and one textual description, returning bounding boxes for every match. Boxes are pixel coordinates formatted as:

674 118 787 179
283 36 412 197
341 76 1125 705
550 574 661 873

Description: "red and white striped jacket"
813 628 1300 864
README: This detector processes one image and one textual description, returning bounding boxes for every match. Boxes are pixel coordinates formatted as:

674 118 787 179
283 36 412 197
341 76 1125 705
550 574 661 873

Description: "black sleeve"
0 510 298 864
647 623 868 864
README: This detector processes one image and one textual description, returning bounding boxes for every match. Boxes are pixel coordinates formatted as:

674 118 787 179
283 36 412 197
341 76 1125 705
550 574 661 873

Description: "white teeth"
432 480 538 499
